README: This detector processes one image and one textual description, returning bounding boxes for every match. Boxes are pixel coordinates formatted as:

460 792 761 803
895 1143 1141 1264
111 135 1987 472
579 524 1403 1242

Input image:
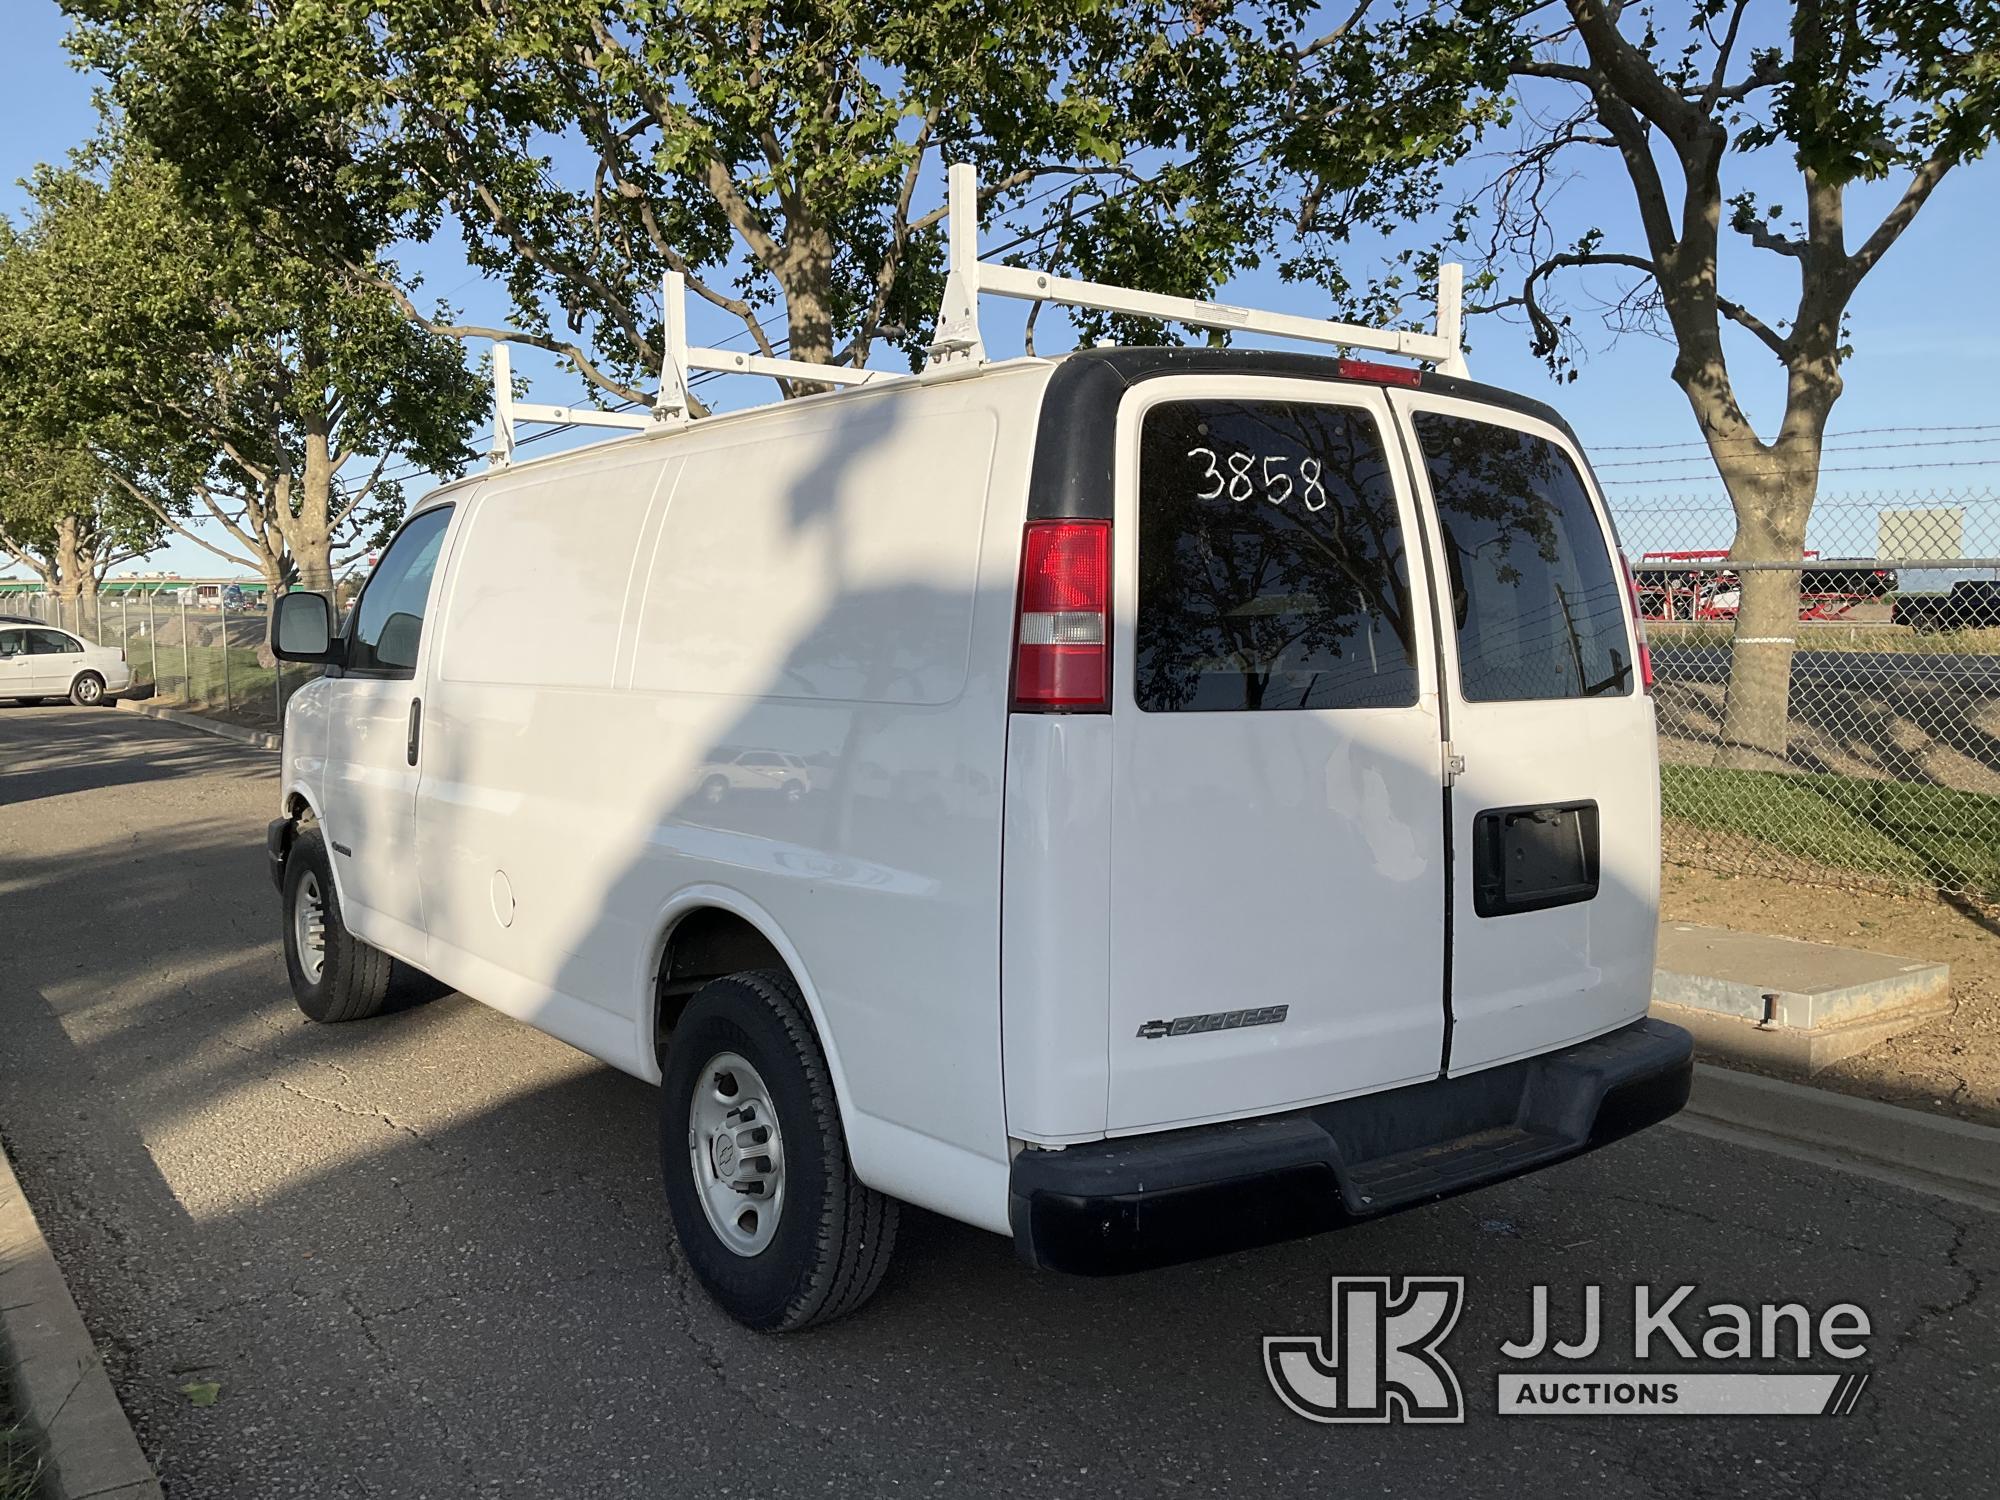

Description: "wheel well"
654 907 789 1064
272 794 318 866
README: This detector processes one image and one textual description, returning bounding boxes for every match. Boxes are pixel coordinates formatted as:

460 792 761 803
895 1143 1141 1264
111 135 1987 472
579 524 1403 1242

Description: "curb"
116 696 280 751
0 1142 162 1500
1673 1062 2000 1214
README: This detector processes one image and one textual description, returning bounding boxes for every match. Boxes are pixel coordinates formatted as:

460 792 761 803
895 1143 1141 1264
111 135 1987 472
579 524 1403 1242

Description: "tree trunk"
782 226 837 387
1709 450 1817 769
52 516 89 637
291 423 336 595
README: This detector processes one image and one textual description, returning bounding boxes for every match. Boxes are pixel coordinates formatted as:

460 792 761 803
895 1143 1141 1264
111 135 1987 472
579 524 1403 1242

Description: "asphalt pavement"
2 704 1996 1498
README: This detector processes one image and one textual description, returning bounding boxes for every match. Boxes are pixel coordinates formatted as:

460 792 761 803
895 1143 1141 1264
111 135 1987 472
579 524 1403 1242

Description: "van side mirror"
273 591 338 663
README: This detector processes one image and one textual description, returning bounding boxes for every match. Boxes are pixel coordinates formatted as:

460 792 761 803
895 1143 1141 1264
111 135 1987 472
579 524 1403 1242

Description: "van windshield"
1411 412 1633 702
1135 400 1418 712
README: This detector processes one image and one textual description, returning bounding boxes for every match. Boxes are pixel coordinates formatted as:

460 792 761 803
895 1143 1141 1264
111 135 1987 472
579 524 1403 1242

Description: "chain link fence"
3 586 315 730
1611 489 2000 905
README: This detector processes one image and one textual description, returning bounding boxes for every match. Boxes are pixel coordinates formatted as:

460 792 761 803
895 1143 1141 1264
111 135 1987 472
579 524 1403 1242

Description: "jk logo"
1264 1277 1466 1424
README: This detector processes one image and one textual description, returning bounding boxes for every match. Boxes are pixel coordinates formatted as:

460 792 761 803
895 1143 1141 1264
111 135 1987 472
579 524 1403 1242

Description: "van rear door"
1103 379 1448 1133
1390 390 1659 1074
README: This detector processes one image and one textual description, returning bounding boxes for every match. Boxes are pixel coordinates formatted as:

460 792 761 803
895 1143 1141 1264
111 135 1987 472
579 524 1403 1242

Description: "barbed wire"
1600 458 2000 485
1594 435 2000 470
1594 423 2000 452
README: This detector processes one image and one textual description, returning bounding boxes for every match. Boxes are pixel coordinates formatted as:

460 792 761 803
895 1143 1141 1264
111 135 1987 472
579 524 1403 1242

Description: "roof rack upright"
488 270 898 467
924 161 1469 378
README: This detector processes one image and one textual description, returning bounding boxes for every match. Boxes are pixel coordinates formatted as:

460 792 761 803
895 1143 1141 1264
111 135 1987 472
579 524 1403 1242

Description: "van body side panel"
999 714 1114 1143
1389 390 1661 1073
413 372 1042 1225
622 387 1020 1195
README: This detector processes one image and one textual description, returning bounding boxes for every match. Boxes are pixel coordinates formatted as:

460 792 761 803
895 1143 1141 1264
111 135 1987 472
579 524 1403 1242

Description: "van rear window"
1135 401 1419 712
1411 412 1634 702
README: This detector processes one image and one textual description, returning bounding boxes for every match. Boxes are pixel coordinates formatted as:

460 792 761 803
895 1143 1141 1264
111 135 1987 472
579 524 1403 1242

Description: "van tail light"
1335 358 1422 387
1619 554 1655 695
1013 520 1110 711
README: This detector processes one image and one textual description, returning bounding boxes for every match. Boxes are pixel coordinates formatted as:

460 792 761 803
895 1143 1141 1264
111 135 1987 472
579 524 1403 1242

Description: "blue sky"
6 0 1996 577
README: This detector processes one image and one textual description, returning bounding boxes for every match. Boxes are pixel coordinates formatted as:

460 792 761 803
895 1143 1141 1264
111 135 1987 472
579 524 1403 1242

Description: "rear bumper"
1008 1018 1692 1275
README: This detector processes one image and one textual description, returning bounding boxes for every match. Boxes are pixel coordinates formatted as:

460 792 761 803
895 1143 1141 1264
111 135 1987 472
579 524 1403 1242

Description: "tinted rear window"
1412 412 1633 701
1136 400 1418 712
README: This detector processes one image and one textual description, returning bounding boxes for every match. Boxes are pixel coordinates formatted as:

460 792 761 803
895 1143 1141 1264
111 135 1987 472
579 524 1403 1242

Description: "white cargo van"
268 195 1688 1329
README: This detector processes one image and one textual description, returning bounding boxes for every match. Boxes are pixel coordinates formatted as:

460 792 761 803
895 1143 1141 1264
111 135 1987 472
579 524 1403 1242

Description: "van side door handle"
407 697 422 766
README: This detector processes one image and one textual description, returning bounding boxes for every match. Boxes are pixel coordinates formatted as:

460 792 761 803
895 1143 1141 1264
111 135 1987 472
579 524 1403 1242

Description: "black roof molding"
1025 347 1582 520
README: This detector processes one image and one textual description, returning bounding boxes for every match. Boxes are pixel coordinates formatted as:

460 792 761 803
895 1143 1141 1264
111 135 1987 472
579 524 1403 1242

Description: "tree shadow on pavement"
0 706 272 809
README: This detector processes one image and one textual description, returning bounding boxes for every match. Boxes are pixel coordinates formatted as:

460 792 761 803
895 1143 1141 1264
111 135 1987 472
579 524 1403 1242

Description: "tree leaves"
0 135 485 590
63 0 1329 394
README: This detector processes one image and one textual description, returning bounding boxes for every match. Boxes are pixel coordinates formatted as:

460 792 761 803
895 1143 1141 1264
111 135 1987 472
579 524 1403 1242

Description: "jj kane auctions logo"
1266 1278 1874 1422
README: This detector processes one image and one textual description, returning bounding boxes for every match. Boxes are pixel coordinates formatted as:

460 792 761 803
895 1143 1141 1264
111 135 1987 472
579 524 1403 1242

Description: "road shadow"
0 706 272 808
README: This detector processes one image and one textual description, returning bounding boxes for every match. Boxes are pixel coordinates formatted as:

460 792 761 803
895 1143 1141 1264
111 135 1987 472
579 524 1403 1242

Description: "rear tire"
282 829 393 1023
69 672 105 707
659 970 898 1331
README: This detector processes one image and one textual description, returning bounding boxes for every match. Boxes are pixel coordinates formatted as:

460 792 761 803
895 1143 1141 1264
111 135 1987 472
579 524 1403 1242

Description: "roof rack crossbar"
925 161 1469 379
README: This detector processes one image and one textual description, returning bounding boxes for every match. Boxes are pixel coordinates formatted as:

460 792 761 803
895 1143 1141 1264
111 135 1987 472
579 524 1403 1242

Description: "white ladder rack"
926 162 1467 376
488 162 1468 466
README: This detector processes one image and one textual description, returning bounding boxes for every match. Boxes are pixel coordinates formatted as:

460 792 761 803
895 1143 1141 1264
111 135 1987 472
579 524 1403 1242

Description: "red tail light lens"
1014 520 1110 710
1619 554 1655 695
1335 358 1422 387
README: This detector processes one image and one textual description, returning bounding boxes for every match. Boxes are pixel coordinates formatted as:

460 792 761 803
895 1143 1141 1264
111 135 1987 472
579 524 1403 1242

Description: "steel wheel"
686 1051 786 1256
72 674 103 705
293 869 328 985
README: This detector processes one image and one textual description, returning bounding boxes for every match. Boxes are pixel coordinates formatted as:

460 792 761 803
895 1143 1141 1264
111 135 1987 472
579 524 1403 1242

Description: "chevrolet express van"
269 344 1692 1330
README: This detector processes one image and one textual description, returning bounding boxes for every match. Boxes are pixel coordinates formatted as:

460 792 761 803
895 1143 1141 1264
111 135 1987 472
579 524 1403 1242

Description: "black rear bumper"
1009 1018 1692 1275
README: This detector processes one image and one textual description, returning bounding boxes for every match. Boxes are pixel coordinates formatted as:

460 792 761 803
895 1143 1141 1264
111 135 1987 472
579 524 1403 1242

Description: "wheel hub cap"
294 870 327 984
687 1052 785 1257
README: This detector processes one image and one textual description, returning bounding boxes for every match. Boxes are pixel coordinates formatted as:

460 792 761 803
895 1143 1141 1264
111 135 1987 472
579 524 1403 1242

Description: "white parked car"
697 748 817 805
0 623 132 706
268 345 1689 1331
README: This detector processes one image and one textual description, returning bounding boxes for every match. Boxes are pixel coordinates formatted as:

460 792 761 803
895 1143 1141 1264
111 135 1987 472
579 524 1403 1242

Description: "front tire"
69 672 105 707
660 970 898 1331
282 829 393 1023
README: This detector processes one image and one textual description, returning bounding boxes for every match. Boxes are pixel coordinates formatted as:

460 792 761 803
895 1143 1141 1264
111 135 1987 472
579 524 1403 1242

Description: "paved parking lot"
2 704 1996 1498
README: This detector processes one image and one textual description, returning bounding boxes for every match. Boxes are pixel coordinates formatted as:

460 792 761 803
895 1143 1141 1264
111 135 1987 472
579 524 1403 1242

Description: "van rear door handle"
407 697 422 766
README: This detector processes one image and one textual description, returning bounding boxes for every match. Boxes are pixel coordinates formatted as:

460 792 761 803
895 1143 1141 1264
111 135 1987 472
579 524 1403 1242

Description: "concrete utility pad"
1652 922 1950 1073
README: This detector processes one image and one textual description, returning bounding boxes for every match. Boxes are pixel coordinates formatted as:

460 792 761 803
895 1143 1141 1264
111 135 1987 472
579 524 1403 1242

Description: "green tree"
64 0 1314 402
1276 0 1998 766
0 437 163 634
0 141 486 597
